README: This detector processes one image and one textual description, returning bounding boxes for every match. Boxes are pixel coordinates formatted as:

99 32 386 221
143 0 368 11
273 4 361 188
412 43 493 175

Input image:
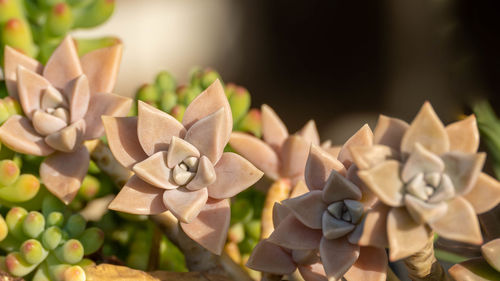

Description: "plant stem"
386 266 401 281
403 232 451 281
261 178 291 239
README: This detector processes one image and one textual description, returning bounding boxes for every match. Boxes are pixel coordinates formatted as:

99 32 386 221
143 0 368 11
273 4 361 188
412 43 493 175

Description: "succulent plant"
104 80 263 254
247 124 386 281
473 101 500 180
449 238 500 280
348 102 500 261
0 198 104 280
0 36 132 204
0 0 116 65
230 105 339 185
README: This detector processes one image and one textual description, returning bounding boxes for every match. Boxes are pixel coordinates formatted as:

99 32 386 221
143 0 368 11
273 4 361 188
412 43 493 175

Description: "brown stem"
403 232 451 281
261 178 292 239
261 273 282 281
151 212 253 281
386 266 401 281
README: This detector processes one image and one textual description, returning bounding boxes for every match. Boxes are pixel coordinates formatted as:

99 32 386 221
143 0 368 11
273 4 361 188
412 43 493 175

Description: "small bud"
0 174 40 203
136 84 159 106
201 69 222 89
5 252 37 277
0 214 8 242
229 86 251 124
6 207 28 240
46 212 64 227
78 175 100 201
56 239 84 264
0 100 11 124
42 195 66 217
244 219 261 240
3 97 23 115
73 0 115 28
22 211 45 238
1 18 37 58
0 160 20 186
79 227 104 255
20 239 48 264
159 91 177 113
65 214 86 238
155 71 176 93
236 109 262 137
47 3 74 37
170 105 185 122
42 226 62 250
64 265 85 281
74 36 121 56
224 83 237 99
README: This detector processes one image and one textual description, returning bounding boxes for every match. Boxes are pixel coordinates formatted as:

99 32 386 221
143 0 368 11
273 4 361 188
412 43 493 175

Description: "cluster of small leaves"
0 195 104 280
0 0 116 65
132 68 261 137
473 101 500 180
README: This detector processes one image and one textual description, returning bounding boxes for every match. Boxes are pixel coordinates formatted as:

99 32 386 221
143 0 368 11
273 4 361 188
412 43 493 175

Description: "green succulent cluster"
133 68 262 137
0 194 104 280
473 101 500 180
0 0 116 65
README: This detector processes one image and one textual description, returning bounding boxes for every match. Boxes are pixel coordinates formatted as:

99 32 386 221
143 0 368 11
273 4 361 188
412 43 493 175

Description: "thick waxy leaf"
344 246 387 281
350 145 397 170
322 170 362 203
186 156 216 191
305 145 346 191
136 101 185 155
282 190 326 229
272 202 291 229
338 124 373 168
43 36 83 89
229 132 280 180
4 46 43 99
133 151 177 190
322 212 355 240
109 176 167 215
17 67 51 119
404 194 448 224
163 187 208 223
449 258 500 281
181 198 230 255
267 215 322 250
429 196 483 245
445 115 479 153
348 203 390 248
102 116 147 169
261 104 289 151
482 239 500 272
280 135 310 180
166 136 200 168
373 115 409 150
298 262 328 281
32 110 67 136
357 160 404 207
320 236 360 281
387 207 431 261
441 152 486 195
298 120 320 145
401 102 450 155
45 119 85 152
64 75 90 123
463 172 500 214
0 115 54 156
207 152 263 199
246 240 296 275
401 143 445 183
40 147 89 204
80 44 122 95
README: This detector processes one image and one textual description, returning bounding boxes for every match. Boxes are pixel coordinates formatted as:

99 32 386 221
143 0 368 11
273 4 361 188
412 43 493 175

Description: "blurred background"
74 0 500 144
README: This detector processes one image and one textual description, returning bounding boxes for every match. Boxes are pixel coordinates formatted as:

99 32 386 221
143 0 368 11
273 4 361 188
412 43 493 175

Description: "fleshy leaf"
338 124 373 168
280 135 310 180
305 145 346 191
290 180 310 198
322 170 362 203
404 194 448 224
282 190 325 229
344 246 387 281
320 236 360 281
166 136 200 168
357 160 404 207
449 258 500 281
84 92 132 140
445 115 479 153
17 67 50 119
182 80 232 144
267 215 322 250
246 240 296 275
108 175 167 215
102 116 147 169
441 152 486 195
429 196 483 245
0 115 54 156
348 203 390 248
229 132 280 180
163 187 208 223
387 207 431 261
133 151 177 190
401 143 445 182
482 239 500 272
80 44 122 95
261 104 289 152
272 202 291 229
401 102 450 155
40 147 89 204
180 198 230 255
43 36 83 89
298 262 327 281
207 152 263 199
297 120 320 145
373 115 409 150
45 119 85 152
463 172 500 214
346 165 378 207
64 75 90 123
4 46 43 99
184 108 226 163
186 156 216 191
32 110 67 136
350 145 397 170
322 212 355 240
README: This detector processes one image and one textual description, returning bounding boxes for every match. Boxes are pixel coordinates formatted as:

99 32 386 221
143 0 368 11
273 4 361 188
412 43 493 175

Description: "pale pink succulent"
103 80 264 254
229 105 339 185
0 36 131 204
247 126 387 281
449 238 500 280
349 102 500 261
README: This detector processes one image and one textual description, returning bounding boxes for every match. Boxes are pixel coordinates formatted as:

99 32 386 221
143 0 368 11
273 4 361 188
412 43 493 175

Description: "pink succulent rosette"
247 126 387 281
349 102 500 261
449 238 500 280
0 36 132 204
229 104 339 185
103 80 264 254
